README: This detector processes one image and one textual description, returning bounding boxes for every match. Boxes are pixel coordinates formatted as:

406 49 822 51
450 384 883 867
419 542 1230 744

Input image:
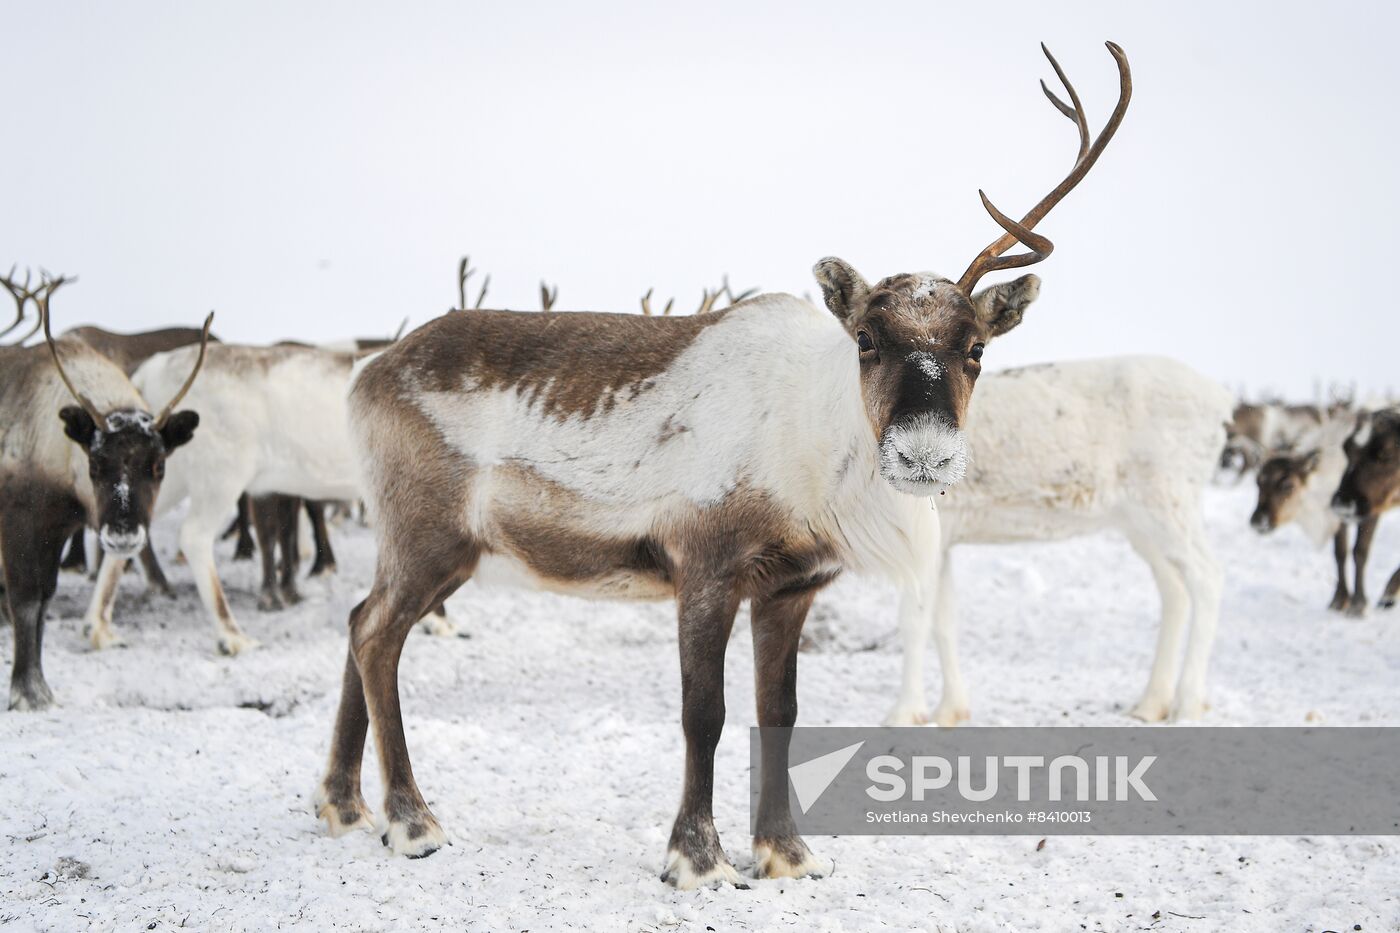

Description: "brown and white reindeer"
0 273 209 709
1330 409 1400 614
1250 414 1365 614
314 43 1131 887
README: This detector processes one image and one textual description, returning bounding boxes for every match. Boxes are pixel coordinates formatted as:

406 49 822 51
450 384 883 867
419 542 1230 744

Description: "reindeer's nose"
99 524 147 558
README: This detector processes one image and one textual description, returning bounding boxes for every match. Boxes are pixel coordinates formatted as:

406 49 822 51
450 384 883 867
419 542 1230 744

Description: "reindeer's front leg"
751 588 827 880
662 578 741 890
1346 517 1379 618
1329 526 1351 612
84 550 130 650
181 496 258 655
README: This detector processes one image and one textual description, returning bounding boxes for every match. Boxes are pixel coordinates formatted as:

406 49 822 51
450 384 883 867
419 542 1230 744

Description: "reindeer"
886 357 1232 727
1249 415 1364 614
83 343 365 652
1330 409 1400 614
0 274 208 709
312 43 1131 887
57 323 223 576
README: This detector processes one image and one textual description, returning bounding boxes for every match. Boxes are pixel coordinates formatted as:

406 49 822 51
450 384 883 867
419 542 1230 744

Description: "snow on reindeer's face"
58 408 200 558
813 259 1040 495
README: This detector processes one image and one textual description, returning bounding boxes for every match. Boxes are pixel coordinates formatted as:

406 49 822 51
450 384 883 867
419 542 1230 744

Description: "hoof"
753 838 828 880
9 678 56 711
661 849 745 890
308 562 338 579
1345 600 1369 619
883 705 930 727
1379 596 1396 611
932 702 971 728
1129 696 1171 722
257 591 284 612
314 786 376 838
85 622 123 651
218 633 260 657
381 816 448 858
1171 695 1209 721
279 587 303 607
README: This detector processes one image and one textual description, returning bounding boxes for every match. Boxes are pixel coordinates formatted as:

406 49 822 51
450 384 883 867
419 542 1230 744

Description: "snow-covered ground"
1 483 1397 932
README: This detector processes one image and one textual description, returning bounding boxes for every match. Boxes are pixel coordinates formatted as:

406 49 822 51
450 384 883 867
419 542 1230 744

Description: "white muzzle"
879 414 969 495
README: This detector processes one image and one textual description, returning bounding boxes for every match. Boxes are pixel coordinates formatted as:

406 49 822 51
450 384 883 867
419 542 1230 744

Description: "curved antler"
39 274 103 422
154 311 215 427
540 281 559 311
640 288 674 317
956 41 1132 295
0 265 35 341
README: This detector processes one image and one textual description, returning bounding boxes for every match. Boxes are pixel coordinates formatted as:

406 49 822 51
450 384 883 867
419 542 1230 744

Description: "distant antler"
38 274 104 422
457 256 490 310
955 42 1132 296
153 311 215 427
721 275 758 308
540 281 559 311
391 317 409 342
695 287 725 315
0 265 36 341
640 288 674 317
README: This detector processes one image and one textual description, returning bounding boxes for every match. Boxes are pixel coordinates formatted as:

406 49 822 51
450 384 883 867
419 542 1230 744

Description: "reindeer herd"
1 41 1394 889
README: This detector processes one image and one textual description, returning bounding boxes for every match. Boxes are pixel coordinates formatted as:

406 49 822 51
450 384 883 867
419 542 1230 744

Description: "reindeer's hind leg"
1171 513 1222 720
1378 561 1400 610
305 500 337 577
1329 526 1351 612
275 496 302 607
251 495 285 612
1346 517 1379 617
59 529 87 574
1124 517 1192 722
319 533 478 856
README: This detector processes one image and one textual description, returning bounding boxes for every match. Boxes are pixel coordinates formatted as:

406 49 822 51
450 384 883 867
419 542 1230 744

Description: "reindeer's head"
1251 450 1322 533
30 274 213 558
814 42 1131 496
1333 410 1400 522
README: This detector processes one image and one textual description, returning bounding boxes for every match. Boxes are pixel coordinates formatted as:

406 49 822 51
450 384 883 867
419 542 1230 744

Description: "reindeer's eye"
856 332 875 354
969 344 985 362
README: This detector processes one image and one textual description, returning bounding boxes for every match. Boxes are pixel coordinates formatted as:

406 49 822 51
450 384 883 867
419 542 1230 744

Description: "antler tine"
1039 43 1089 162
721 275 759 307
391 317 409 342
474 274 490 309
696 287 724 315
39 274 103 423
539 281 558 311
956 41 1131 296
0 265 34 340
154 311 215 427
641 287 654 316
457 256 474 310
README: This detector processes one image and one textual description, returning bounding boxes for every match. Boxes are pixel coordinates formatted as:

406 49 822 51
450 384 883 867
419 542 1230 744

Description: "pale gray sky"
3 1 1395 399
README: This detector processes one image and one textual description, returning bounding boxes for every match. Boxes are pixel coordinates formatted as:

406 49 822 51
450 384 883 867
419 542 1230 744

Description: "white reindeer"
83 344 363 654
887 356 1231 727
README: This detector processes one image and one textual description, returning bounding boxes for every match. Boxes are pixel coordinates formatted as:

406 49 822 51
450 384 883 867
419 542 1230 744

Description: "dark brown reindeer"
1331 409 1400 614
57 322 223 577
314 43 1131 887
0 274 210 709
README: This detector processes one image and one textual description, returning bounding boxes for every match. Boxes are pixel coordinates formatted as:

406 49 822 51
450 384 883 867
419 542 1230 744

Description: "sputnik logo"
788 741 865 814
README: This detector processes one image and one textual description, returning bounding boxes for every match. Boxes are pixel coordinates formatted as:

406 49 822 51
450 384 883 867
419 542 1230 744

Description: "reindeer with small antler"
0 272 210 710
315 43 1131 887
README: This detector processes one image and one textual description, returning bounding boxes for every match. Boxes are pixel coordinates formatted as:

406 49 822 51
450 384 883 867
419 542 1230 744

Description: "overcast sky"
3 1 1396 399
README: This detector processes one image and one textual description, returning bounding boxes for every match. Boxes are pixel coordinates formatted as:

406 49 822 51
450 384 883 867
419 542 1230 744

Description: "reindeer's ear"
59 406 98 449
971 274 1041 338
159 410 200 452
812 257 871 324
